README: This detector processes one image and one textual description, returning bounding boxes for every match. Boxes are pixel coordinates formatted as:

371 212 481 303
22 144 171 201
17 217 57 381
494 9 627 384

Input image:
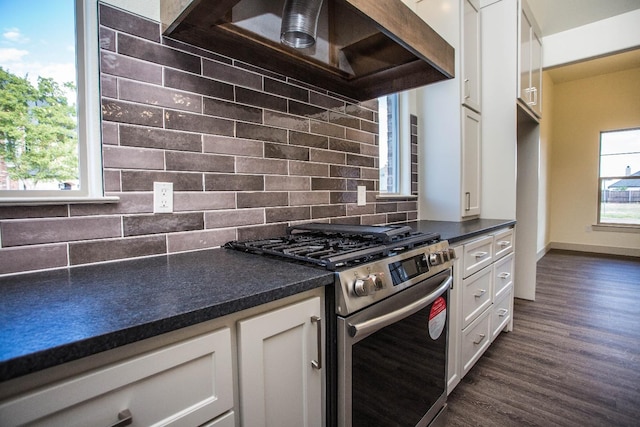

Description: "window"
598 128 640 226
378 92 411 195
0 0 104 204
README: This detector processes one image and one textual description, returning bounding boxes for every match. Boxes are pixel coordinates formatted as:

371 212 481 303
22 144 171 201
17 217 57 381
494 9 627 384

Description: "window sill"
376 194 418 200
0 196 120 207
592 224 640 233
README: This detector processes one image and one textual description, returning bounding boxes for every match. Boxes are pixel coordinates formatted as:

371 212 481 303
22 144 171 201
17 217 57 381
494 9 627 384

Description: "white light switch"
357 186 366 206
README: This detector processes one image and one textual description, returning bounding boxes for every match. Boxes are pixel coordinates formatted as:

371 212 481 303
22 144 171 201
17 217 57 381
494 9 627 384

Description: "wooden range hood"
161 0 454 101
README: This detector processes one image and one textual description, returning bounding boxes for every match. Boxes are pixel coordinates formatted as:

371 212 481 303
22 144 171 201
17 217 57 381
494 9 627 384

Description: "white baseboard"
536 244 551 261
548 242 640 258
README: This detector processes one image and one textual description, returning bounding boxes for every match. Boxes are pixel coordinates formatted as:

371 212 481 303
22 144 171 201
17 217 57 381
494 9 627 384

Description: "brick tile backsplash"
0 3 419 276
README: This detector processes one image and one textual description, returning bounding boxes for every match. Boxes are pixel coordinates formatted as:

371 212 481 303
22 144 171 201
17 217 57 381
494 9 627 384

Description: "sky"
0 0 76 90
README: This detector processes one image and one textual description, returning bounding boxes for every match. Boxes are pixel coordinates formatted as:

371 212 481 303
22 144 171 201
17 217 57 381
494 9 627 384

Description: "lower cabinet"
238 297 323 427
447 226 515 394
0 290 325 427
0 328 235 427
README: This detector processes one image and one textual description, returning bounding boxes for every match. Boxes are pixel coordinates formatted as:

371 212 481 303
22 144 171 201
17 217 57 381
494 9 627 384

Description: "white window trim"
378 92 415 198
0 0 117 206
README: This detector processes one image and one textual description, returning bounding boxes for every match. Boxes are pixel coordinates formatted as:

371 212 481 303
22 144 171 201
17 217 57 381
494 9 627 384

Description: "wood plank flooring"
445 250 640 427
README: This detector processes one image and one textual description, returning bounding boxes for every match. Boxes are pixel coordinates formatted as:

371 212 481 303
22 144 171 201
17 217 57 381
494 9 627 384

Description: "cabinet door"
461 107 481 217
530 29 542 117
0 328 234 427
518 6 532 105
238 297 323 427
462 0 481 112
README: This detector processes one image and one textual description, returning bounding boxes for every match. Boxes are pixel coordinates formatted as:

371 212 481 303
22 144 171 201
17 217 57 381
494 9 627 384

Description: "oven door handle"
347 275 452 339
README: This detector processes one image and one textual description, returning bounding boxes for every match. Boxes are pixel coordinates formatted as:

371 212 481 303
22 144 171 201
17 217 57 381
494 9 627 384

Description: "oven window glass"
351 294 447 426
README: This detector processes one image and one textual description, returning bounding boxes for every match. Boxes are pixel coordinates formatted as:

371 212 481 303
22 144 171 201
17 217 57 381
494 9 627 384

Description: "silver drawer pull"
498 308 509 317
474 289 486 298
497 240 510 247
473 334 486 345
498 272 511 279
473 251 488 259
311 316 322 370
108 409 132 427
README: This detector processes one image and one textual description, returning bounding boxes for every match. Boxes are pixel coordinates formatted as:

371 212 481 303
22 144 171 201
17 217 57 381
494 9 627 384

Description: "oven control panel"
335 241 455 316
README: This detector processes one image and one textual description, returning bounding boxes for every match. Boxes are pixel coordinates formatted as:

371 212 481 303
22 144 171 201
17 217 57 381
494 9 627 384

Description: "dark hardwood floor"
445 250 640 427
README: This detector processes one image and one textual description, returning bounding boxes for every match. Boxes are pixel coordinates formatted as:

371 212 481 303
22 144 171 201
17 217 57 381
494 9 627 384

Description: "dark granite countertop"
406 218 516 244
0 248 334 382
0 218 514 384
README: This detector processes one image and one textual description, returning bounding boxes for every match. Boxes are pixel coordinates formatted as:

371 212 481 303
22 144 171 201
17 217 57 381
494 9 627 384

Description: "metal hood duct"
280 0 324 48
161 0 454 101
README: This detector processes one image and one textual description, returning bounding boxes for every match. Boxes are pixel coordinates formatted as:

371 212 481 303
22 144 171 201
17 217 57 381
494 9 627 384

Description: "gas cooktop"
224 223 440 270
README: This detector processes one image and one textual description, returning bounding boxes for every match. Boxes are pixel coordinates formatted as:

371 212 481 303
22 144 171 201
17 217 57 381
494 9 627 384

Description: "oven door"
337 269 452 427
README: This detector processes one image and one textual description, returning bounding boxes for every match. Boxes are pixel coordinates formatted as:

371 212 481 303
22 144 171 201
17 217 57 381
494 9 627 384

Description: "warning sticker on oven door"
428 297 447 340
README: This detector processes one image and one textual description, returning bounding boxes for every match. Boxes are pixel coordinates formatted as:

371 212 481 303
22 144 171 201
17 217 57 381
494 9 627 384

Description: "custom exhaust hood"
161 0 454 101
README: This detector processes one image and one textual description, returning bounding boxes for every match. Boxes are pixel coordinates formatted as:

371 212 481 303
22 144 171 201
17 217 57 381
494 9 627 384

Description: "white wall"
103 0 160 21
543 9 640 69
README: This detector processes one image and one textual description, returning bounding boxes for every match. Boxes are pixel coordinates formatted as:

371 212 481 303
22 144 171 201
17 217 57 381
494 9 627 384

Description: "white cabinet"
0 328 234 427
518 0 542 118
238 297 323 427
461 107 482 218
447 226 515 394
462 0 481 112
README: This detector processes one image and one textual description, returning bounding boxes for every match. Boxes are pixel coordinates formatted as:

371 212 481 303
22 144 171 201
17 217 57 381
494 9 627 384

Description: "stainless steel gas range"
226 223 456 427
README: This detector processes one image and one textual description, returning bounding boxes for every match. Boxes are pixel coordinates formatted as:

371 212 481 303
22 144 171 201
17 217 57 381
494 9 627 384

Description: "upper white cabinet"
461 107 482 218
462 0 481 112
238 297 323 427
518 0 542 118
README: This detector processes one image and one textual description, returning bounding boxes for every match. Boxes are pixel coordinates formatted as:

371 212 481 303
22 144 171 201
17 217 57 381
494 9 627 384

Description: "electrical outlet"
153 182 173 213
357 185 366 206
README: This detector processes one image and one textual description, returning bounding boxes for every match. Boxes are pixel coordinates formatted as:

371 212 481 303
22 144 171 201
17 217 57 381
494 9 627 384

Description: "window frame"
0 0 114 206
378 92 412 197
596 127 640 228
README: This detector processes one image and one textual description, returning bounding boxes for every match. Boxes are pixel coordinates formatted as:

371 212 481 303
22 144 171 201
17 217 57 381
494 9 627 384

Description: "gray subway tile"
203 98 262 123
237 223 288 241
103 146 164 170
99 26 115 51
100 52 162 85
289 161 329 177
311 121 345 138
312 204 346 219
174 192 236 212
347 154 375 168
119 125 202 152
309 91 344 110
289 131 328 149
237 192 288 208
102 122 118 146
71 193 153 216
205 208 265 229
69 235 167 265
236 157 288 175
202 59 262 89
121 171 203 191
330 165 360 178
0 245 68 275
119 79 202 113
203 135 263 157
237 122 287 143
289 191 330 206
376 202 399 213
264 110 309 131
311 177 347 191
118 33 200 74
265 143 309 161
310 149 346 165
329 111 360 129
265 176 310 191
166 151 235 173
167 228 237 253
330 192 357 204
99 4 160 42
346 127 376 144
101 75 117 98
164 68 234 100
102 99 163 127
264 78 309 102
1 217 121 247
345 104 375 121
205 174 264 191
165 110 234 136
123 212 204 237
104 170 121 192
0 205 68 220
289 101 327 121
265 206 310 223
329 138 360 153
236 87 287 112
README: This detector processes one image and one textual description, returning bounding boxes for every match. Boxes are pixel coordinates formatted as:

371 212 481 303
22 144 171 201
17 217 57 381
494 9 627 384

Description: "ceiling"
526 0 640 36
526 0 640 83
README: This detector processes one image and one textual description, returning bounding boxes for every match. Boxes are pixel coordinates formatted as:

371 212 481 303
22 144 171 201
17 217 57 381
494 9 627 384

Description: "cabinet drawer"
493 252 514 301
461 308 491 376
461 266 493 329
491 288 513 341
493 228 514 260
462 235 493 278
0 328 234 427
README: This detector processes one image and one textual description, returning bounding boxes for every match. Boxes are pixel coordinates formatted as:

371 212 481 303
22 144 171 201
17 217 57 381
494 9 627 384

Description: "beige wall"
548 67 640 255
